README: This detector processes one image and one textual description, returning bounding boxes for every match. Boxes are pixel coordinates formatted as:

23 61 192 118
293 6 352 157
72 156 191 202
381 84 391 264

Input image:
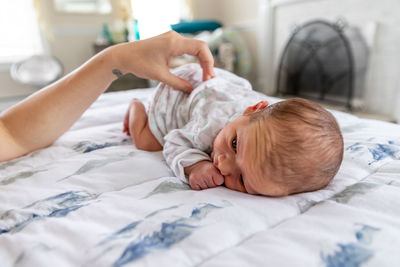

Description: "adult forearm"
0 31 215 162
0 48 117 159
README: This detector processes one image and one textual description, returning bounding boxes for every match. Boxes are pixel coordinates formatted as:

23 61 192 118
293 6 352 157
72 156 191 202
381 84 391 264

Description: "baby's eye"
232 138 237 150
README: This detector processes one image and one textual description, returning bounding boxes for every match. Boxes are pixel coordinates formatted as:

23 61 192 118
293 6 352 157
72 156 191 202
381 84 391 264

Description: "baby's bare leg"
127 99 162 151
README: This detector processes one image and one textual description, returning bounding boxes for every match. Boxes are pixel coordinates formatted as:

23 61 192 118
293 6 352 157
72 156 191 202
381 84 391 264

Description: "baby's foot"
123 99 142 136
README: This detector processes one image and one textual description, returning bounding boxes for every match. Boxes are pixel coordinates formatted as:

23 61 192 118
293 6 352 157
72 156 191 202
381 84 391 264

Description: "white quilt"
1 88 400 267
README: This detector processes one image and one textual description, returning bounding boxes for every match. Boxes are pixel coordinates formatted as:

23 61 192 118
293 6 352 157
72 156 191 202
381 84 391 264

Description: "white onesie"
147 64 268 183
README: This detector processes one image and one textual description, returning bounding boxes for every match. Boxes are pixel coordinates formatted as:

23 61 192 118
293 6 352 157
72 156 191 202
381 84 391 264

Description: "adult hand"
0 31 214 162
109 31 215 93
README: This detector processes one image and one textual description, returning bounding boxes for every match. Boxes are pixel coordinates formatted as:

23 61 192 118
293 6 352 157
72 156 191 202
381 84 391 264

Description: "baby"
123 64 343 196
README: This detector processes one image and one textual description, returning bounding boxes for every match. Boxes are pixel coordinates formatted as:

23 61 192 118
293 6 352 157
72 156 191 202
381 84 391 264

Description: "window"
0 0 44 64
131 0 189 39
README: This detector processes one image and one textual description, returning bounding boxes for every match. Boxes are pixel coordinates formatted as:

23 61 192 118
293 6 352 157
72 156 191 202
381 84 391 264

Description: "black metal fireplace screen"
276 19 369 109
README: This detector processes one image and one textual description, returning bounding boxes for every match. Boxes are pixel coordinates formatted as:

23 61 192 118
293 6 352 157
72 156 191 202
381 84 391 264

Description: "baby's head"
211 98 343 196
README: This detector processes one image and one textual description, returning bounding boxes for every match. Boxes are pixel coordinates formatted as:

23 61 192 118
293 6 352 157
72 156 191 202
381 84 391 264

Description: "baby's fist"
185 161 224 190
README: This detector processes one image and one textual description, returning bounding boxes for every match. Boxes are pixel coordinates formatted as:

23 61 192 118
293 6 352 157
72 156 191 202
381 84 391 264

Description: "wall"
193 0 400 121
191 0 261 87
44 4 114 75
2 0 399 121
259 0 400 121
1 0 264 99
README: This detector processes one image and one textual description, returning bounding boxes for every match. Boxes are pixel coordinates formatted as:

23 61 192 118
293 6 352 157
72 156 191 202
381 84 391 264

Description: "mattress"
1 88 399 267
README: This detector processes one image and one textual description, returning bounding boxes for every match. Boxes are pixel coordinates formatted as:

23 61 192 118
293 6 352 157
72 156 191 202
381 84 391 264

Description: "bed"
1 87 399 267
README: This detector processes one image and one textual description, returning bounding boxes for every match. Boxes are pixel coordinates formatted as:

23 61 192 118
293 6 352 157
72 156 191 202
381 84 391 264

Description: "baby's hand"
185 161 224 190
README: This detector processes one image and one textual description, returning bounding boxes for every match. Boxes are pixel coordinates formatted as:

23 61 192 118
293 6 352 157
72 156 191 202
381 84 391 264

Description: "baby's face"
212 115 288 196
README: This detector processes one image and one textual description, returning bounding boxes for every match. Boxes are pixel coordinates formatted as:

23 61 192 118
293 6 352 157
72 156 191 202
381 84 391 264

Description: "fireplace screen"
276 19 369 109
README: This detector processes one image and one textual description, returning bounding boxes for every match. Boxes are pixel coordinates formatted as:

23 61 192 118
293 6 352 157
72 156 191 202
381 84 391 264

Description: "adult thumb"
160 71 194 93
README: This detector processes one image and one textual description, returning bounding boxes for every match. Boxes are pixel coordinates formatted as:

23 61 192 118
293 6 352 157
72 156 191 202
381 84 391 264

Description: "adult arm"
0 31 214 162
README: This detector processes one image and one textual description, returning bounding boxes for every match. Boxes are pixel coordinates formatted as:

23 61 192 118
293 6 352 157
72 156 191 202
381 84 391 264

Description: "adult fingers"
159 70 194 93
179 38 215 81
197 48 215 82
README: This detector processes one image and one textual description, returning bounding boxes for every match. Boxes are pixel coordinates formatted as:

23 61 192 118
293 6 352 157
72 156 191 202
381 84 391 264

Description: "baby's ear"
243 101 269 115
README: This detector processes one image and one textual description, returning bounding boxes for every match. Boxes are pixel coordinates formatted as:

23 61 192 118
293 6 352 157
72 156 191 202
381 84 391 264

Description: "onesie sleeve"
162 118 219 183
